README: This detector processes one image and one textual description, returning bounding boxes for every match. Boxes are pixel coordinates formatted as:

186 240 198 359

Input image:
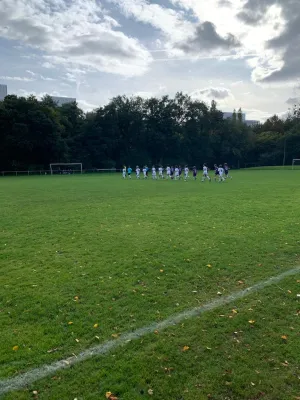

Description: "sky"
0 0 299 121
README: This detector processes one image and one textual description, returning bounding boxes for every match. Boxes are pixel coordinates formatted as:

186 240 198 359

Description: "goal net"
50 163 83 175
292 159 300 170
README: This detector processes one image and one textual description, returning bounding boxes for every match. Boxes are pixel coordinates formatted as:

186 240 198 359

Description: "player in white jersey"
184 166 189 181
152 166 157 179
122 166 126 179
158 166 164 179
143 167 147 179
136 166 140 179
202 163 211 182
166 166 171 179
218 165 225 182
174 166 179 180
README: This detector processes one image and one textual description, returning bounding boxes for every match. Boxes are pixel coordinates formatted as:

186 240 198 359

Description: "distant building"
223 111 260 126
223 111 246 122
0 84 8 101
245 120 260 127
50 96 76 106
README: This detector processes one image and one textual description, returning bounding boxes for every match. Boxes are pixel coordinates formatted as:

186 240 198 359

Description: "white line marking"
1 266 299 395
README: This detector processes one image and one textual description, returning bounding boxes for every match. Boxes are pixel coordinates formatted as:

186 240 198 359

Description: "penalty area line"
0 266 299 395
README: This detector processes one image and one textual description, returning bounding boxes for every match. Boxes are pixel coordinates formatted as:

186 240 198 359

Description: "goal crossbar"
50 163 82 175
292 159 300 170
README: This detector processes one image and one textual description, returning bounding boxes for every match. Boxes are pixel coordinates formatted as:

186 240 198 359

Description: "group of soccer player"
122 164 232 182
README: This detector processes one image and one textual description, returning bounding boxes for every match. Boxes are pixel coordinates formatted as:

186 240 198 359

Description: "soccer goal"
292 159 300 170
50 163 83 175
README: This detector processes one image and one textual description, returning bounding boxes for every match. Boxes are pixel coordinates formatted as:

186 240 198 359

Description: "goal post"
292 159 300 170
50 163 83 175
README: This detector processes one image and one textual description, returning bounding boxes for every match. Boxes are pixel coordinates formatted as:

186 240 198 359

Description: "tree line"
0 93 299 171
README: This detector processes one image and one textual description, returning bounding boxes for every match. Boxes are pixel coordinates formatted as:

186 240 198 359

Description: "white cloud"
41 62 55 69
77 99 98 112
0 76 35 82
0 0 152 77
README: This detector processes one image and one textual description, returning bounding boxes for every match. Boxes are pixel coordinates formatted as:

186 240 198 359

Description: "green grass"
1 171 300 400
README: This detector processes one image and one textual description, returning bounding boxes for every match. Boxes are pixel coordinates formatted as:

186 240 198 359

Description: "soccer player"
224 163 232 179
184 165 189 181
214 164 219 181
192 166 197 180
218 164 225 182
202 163 211 182
127 166 132 179
152 166 157 179
158 166 164 179
143 166 148 179
178 166 182 180
136 166 140 179
166 166 171 179
174 166 179 180
170 166 174 180
122 166 126 179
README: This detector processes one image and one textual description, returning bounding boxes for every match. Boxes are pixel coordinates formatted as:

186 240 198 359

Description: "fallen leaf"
281 335 287 340
287 290 292 294
251 382 256 386
182 346 190 352
281 361 289 367
217 292 222 296
207 264 212 268
68 321 73 325
232 309 238 314
111 334 118 338
160 269 164 273
154 330 159 335
248 320 255 324
12 346 19 351
47 347 60 353
105 392 112 399
225 381 232 386
238 280 244 285
74 296 79 301
94 324 99 328
32 391 38 395
148 389 154 395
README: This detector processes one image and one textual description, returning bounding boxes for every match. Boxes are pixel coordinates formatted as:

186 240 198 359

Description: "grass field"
1 171 300 400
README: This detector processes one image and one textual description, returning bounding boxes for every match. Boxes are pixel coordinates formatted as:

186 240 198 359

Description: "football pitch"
1 171 300 400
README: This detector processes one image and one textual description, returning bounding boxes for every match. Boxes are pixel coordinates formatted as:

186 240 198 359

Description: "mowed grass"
0 171 300 400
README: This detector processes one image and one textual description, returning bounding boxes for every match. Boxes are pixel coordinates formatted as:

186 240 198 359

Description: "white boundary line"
1 266 299 396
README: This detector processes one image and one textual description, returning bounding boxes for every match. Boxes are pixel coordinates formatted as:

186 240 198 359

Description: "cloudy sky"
0 0 299 120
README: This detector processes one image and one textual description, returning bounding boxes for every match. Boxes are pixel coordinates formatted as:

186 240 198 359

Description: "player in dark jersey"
170 166 174 180
192 166 197 180
178 166 182 179
224 163 232 179
214 164 219 181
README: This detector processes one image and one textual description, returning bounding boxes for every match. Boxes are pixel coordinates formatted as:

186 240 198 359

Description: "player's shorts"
225 170 229 176
215 171 219 175
193 173 197 177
